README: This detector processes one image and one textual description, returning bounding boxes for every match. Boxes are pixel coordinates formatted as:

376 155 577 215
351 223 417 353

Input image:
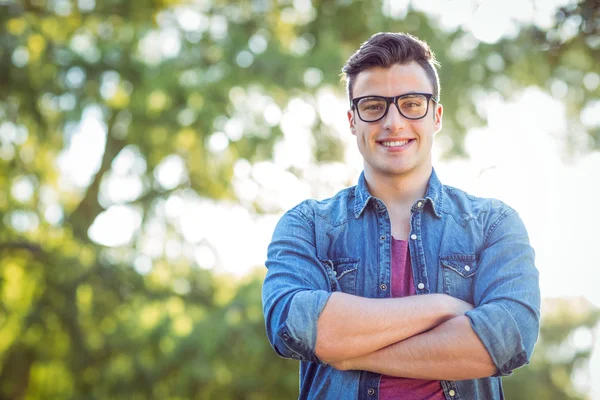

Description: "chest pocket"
322 258 359 295
440 254 477 304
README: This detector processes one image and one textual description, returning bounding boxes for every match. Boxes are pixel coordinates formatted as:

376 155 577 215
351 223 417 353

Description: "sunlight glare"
11 176 35 203
57 106 106 189
275 98 316 169
154 154 187 190
194 245 216 270
89 205 142 247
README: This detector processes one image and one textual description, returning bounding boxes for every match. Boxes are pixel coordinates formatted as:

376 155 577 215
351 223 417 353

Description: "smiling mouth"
380 139 413 147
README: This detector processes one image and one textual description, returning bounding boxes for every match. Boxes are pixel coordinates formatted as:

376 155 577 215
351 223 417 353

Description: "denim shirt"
262 169 541 400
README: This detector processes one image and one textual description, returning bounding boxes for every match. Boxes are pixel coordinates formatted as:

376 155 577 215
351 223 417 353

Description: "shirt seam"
483 207 515 245
289 206 316 230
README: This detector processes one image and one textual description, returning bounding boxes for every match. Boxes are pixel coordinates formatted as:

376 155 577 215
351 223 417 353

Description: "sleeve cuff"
466 303 529 376
275 289 332 363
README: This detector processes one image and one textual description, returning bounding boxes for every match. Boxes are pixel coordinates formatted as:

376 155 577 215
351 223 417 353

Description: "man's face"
347 62 443 180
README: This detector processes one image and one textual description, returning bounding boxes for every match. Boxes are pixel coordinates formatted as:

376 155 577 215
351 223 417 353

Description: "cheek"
415 122 434 138
354 127 370 141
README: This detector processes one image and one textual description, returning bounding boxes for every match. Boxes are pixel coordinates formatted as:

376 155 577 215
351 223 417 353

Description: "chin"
380 166 414 176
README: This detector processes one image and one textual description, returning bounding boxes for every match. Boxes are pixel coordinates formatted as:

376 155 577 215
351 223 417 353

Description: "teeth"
382 140 410 147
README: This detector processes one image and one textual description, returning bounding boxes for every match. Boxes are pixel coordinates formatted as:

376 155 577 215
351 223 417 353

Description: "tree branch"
67 112 127 241
0 241 45 255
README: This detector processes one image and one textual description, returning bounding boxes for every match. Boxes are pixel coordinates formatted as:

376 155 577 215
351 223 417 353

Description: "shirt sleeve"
262 206 332 364
465 208 541 376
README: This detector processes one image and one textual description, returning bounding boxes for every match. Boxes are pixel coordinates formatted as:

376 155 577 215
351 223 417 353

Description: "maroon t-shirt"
378 239 445 400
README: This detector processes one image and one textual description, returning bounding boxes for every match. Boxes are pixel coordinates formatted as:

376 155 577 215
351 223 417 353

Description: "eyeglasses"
351 93 438 123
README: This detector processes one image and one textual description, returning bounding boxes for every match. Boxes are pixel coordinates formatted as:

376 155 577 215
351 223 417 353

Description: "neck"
364 165 432 208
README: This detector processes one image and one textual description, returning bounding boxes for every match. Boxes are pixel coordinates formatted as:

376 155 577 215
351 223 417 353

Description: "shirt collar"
353 168 444 219
353 171 373 218
424 168 443 218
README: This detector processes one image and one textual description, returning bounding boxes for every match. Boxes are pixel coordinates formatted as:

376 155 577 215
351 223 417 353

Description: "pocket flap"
440 254 477 278
330 258 359 279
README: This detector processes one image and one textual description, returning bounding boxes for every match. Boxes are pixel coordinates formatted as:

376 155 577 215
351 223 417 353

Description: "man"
262 32 540 399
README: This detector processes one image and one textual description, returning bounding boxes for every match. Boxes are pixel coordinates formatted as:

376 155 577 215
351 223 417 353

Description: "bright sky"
36 0 600 396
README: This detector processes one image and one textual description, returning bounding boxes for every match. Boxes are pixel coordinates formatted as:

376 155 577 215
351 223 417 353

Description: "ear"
348 109 356 135
433 103 443 134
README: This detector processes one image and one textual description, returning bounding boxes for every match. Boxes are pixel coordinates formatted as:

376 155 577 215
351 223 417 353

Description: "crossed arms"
316 292 496 380
262 207 541 380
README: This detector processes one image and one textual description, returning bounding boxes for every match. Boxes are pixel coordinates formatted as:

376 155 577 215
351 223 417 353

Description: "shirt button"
380 284 387 290
448 389 456 397
464 265 471 272
333 270 338 276
417 201 423 208
367 388 375 395
417 283 425 290
410 234 417 240
380 235 386 240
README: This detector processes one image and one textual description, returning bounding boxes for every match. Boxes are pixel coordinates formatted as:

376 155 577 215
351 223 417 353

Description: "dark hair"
342 32 440 104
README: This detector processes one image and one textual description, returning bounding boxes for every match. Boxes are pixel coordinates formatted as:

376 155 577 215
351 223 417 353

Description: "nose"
382 102 407 132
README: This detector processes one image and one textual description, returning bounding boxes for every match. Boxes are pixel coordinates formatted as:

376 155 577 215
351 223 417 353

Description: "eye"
358 98 386 112
401 101 421 109
398 95 426 110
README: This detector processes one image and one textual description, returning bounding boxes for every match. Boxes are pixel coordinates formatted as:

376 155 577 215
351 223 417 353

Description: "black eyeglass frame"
350 92 439 123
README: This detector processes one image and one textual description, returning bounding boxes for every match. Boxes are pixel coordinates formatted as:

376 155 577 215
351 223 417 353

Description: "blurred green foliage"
0 0 599 398
504 298 600 400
